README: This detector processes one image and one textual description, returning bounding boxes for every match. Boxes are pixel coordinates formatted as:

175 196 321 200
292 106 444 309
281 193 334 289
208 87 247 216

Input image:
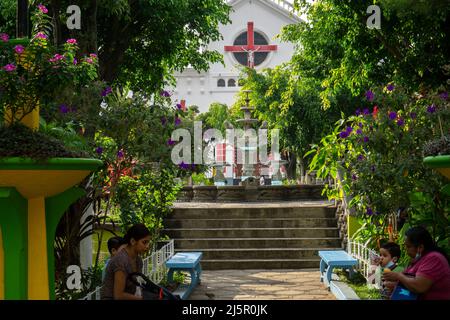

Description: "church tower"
171 0 301 113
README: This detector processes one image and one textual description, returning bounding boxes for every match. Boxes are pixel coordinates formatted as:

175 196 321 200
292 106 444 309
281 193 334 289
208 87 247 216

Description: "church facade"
171 0 301 113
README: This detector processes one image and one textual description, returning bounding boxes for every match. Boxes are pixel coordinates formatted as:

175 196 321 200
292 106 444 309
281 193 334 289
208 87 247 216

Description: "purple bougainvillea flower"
363 108 370 115
178 161 190 170
427 104 436 113
176 103 182 110
389 111 397 120
339 131 349 139
191 164 196 170
160 90 171 97
117 150 124 159
410 112 417 119
0 33 9 42
363 136 369 143
365 90 374 102
73 58 77 65
346 126 353 133
161 117 167 126
14 45 25 54
167 138 175 146
358 122 363 128
101 86 112 97
66 38 77 44
387 84 395 92
175 117 181 126
35 32 48 39
3 64 16 72
356 129 363 135
59 104 69 114
352 174 358 181
355 109 361 116
366 208 373 215
397 118 404 126
357 154 364 161
95 147 103 155
440 92 448 100
38 4 48 13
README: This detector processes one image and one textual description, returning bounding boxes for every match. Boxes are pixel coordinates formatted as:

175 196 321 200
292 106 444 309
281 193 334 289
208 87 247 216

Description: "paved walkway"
188 269 335 300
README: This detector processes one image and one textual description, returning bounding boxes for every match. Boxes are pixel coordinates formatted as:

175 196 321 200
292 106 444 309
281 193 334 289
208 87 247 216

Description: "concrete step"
173 237 342 249
175 248 341 260
164 217 337 228
201 259 321 270
169 206 336 219
164 227 339 238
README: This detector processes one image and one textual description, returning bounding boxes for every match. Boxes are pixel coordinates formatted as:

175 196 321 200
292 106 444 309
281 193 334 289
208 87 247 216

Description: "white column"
79 203 94 270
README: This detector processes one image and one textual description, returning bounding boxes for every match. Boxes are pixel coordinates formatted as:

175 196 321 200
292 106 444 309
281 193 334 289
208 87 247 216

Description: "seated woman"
383 226 450 300
101 223 151 300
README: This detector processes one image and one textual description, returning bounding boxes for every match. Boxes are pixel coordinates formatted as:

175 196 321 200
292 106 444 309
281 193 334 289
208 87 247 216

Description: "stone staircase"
163 201 342 270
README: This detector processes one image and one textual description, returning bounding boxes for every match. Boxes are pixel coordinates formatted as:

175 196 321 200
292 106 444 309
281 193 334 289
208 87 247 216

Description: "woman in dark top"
101 223 151 300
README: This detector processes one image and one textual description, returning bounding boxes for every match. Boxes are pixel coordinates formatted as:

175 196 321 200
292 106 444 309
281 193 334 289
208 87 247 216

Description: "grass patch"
335 270 382 300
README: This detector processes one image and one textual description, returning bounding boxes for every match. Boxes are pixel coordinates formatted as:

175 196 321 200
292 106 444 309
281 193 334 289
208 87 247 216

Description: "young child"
379 242 401 299
102 236 126 282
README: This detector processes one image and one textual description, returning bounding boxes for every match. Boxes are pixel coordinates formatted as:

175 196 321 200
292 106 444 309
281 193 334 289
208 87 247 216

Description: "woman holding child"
101 223 151 300
382 226 450 300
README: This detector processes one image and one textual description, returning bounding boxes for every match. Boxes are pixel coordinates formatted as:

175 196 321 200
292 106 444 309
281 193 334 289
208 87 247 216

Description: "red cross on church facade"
224 21 278 68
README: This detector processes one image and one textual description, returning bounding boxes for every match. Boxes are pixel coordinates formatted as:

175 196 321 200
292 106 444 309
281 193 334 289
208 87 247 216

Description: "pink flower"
73 58 78 65
66 38 77 44
89 53 97 59
3 64 16 72
85 58 93 64
0 33 9 42
38 4 48 14
35 32 48 40
49 54 65 63
14 45 25 54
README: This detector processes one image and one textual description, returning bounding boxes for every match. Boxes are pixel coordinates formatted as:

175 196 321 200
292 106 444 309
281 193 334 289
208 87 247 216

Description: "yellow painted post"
27 197 49 299
347 215 361 239
0 227 4 300
4 105 40 131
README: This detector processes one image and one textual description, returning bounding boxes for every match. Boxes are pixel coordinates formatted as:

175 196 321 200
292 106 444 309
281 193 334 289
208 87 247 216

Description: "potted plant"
423 134 450 179
0 5 102 300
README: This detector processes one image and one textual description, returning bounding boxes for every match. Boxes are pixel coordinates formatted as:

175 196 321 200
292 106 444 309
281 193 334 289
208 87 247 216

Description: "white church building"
171 0 301 113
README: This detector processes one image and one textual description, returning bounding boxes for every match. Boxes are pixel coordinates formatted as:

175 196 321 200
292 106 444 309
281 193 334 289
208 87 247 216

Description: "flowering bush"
0 5 98 125
307 84 449 248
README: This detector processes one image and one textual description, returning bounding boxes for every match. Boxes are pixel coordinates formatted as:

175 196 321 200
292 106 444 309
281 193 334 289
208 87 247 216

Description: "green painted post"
0 187 28 299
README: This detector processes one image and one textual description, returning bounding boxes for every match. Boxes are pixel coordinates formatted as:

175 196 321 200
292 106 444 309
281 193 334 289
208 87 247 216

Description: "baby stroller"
128 272 181 300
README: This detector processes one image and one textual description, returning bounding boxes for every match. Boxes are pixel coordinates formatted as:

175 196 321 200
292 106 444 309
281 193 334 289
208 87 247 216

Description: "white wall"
170 0 299 113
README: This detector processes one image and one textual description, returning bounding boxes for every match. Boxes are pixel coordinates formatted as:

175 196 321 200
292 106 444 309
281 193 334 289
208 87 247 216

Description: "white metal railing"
80 240 175 300
348 240 381 288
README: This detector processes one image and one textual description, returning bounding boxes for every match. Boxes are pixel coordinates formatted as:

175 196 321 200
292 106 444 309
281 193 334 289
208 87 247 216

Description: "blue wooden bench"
165 252 202 300
318 250 358 288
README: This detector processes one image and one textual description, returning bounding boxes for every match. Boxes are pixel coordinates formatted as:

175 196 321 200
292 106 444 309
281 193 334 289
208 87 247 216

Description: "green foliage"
289 0 450 109
0 0 15 35
197 102 237 134
336 269 382 300
191 172 213 186
115 169 181 246
308 86 449 247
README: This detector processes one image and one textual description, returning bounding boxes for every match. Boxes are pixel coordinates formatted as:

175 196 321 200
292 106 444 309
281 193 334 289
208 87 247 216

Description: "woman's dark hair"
381 242 401 259
123 223 151 244
405 226 449 264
